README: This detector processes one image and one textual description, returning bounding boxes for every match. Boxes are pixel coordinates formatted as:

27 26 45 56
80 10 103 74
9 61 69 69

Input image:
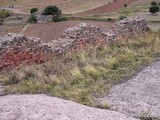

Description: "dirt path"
0 94 138 120
98 61 160 118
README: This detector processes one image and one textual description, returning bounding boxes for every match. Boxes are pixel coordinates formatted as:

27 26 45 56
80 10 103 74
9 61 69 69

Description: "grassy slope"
1 32 160 107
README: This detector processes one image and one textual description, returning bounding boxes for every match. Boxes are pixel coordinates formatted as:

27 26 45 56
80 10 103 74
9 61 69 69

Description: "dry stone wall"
0 16 149 69
0 33 52 70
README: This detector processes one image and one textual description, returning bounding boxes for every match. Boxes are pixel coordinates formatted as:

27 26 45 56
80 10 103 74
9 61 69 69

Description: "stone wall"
47 16 149 55
0 16 149 69
0 33 52 69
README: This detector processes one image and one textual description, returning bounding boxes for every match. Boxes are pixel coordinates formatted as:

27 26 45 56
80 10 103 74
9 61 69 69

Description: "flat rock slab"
99 61 160 118
0 94 138 120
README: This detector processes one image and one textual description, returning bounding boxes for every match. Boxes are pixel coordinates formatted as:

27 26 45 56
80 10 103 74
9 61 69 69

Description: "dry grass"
1 32 160 107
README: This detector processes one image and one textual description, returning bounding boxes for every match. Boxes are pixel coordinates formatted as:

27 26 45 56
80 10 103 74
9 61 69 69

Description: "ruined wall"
47 16 149 55
0 16 149 69
0 33 52 69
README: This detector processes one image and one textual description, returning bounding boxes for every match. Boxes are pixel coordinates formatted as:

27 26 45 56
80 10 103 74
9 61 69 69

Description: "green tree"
151 1 157 6
42 5 61 16
149 5 159 14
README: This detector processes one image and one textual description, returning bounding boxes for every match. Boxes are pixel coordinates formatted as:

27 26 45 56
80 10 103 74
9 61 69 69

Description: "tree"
151 1 157 6
149 5 159 14
42 5 61 16
30 8 38 14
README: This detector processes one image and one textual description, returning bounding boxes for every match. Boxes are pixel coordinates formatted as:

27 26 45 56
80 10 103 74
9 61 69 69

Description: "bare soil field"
24 21 114 42
96 0 160 21
0 24 24 37
0 0 112 14
75 0 137 16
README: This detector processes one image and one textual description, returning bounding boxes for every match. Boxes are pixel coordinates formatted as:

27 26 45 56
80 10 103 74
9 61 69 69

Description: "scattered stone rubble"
0 16 149 69
33 12 53 23
36 14 53 23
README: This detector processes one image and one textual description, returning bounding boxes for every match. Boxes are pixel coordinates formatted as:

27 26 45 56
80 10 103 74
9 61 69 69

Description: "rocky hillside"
0 94 139 120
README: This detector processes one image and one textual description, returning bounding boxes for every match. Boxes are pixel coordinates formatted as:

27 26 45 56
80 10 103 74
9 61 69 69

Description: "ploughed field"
24 20 114 42
0 0 112 14
0 0 139 15
75 0 137 16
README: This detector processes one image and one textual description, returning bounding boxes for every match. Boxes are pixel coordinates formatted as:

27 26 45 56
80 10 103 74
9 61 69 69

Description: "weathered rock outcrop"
0 94 139 120
0 16 149 69
98 61 160 119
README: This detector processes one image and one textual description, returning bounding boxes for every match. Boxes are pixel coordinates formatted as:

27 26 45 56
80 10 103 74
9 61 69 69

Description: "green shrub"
0 10 11 18
151 1 157 6
42 5 61 16
107 18 113 21
97 101 111 109
124 4 128 7
0 10 11 23
149 5 160 14
52 15 68 22
27 14 37 23
30 8 38 14
119 15 127 20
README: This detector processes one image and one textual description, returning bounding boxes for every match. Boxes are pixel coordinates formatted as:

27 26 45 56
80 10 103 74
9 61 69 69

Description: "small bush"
30 8 38 14
119 15 127 20
27 14 37 23
124 4 128 7
42 5 61 16
97 101 111 109
151 1 157 6
52 15 68 22
107 18 113 21
0 10 11 18
149 5 160 14
0 10 11 23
